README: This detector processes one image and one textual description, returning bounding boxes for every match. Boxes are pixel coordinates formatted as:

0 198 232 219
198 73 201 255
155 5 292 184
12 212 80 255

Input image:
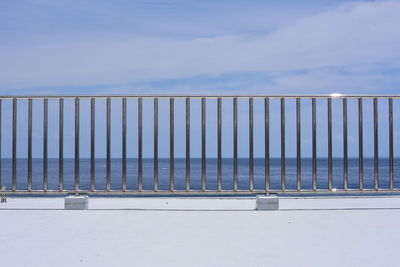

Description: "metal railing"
0 95 399 195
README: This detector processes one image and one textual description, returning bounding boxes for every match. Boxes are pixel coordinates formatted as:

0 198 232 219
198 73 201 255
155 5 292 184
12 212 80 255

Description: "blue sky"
0 0 400 158
1 0 400 94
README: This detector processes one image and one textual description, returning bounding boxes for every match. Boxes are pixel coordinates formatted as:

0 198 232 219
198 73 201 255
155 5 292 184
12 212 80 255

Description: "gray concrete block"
65 195 89 210
256 195 279 210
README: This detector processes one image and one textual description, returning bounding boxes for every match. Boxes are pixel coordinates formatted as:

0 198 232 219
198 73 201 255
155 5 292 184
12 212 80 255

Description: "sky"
0 0 400 158
1 0 400 95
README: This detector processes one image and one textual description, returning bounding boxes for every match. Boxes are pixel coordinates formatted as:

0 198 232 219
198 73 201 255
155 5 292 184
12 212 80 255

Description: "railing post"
217 98 222 192
170 98 174 192
343 98 348 191
249 98 254 191
0 100 2 189
74 97 79 193
358 98 364 190
389 98 394 190
43 98 48 191
154 98 158 191
233 97 238 191
312 98 317 191
59 98 64 191
90 98 95 191
327 98 332 191
12 98 17 191
265 97 270 193
0 99 2 189
374 98 379 190
186 98 191 191
27 98 33 191
201 97 206 191
138 97 143 192
296 98 301 191
122 98 127 192
280 98 285 191
106 98 111 192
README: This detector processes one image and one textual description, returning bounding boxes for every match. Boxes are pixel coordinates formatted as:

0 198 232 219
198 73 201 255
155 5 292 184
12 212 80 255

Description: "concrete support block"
1 186 6 203
256 195 279 210
65 195 89 210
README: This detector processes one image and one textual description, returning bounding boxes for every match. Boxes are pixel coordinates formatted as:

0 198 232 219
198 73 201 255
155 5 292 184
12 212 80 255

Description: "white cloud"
270 68 400 94
0 0 399 91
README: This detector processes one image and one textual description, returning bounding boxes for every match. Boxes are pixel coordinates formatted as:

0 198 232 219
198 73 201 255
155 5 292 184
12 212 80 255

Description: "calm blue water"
0 158 398 191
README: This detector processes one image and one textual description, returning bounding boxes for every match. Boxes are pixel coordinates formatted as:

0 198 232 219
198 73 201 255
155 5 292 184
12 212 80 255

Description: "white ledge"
1 196 400 210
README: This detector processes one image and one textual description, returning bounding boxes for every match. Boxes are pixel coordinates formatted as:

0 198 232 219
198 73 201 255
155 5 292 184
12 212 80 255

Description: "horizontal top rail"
0 94 400 99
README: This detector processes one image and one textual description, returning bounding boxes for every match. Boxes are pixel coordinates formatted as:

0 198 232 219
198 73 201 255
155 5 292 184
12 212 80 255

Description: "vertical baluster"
59 98 64 191
90 98 95 191
327 98 332 191
217 98 222 192
28 98 33 191
281 98 286 191
233 98 238 191
296 98 301 191
265 98 270 193
201 98 206 191
358 98 364 190
106 98 111 192
249 98 254 191
74 98 79 193
43 99 48 191
343 98 348 191
186 98 190 191
0 99 2 188
170 98 174 192
374 98 379 190
154 98 158 191
389 98 394 190
122 98 127 192
138 98 143 192
12 98 17 191
312 98 317 191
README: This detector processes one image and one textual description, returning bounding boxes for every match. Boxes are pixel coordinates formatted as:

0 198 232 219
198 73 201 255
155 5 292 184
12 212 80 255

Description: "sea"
0 158 398 191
